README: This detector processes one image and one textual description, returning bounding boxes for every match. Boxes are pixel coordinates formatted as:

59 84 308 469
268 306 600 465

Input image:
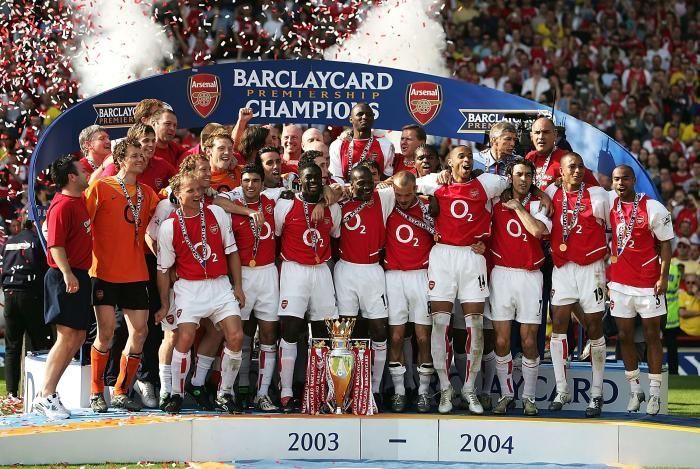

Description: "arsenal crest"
428 280 435 290
188 73 221 118
166 314 175 325
210 223 219 234
281 300 288 309
406 81 443 126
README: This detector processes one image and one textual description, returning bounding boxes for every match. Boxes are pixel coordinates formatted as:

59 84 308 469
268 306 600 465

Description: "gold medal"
611 256 618 264
434 233 440 242
249 259 256 267
315 255 321 264
559 243 568 252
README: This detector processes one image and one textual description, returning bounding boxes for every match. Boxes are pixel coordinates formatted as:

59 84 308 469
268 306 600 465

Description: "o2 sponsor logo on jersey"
188 73 221 118
457 109 550 134
406 81 443 126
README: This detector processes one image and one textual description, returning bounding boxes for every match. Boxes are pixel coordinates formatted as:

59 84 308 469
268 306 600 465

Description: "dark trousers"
663 327 680 375
104 255 163 386
3 287 53 395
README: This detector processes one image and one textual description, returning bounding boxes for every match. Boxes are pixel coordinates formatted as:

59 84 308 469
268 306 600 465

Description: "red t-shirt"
102 157 177 193
490 199 549 271
525 147 600 191
231 196 277 267
78 157 97 177
338 190 393 264
154 141 187 168
384 198 433 271
392 153 417 175
45 193 93 270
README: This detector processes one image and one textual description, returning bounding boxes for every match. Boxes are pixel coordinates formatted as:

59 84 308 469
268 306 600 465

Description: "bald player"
301 128 324 151
281 124 303 173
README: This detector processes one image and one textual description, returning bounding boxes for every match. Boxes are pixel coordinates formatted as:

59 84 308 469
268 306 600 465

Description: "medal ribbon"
346 136 374 179
561 182 585 244
176 200 208 269
244 198 263 261
116 175 143 243
302 197 321 261
395 200 435 235
341 199 370 225
615 193 644 258
535 148 555 188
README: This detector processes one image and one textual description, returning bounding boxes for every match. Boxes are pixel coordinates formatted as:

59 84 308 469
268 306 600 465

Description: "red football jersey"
417 173 508 247
275 196 341 265
384 199 434 271
158 204 235 281
545 185 610 268
231 195 277 267
339 189 394 264
526 147 600 191
490 199 551 271
330 136 395 179
392 154 417 175
608 194 674 290
46 193 93 271
102 156 176 193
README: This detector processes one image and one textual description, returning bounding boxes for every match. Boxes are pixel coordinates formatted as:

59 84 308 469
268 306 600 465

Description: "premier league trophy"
325 318 356 414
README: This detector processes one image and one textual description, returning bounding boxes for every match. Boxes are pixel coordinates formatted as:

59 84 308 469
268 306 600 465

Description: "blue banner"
29 59 658 225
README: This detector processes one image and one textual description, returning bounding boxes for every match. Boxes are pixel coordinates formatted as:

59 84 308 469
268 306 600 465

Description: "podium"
22 353 92 412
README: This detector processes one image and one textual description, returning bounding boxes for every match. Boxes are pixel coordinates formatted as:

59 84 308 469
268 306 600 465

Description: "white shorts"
278 261 338 321
386 270 431 326
334 260 388 320
451 300 492 330
609 289 667 319
428 244 489 303
240 263 279 322
173 276 241 326
161 289 178 332
551 260 606 313
488 267 543 325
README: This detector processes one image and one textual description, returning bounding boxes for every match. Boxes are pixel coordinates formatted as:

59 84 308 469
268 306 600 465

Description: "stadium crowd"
0 0 698 417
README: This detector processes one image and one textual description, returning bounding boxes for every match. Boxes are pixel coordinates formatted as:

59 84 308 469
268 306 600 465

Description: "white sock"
496 352 514 398
649 373 662 398
521 356 539 400
550 333 569 394
257 344 276 397
190 354 215 387
462 315 484 394
481 350 497 395
170 349 190 396
388 362 406 396
590 336 606 398
238 335 252 388
625 368 642 394
279 339 297 399
218 347 242 397
417 363 434 395
159 364 172 395
372 340 388 392
403 337 416 391
430 313 453 390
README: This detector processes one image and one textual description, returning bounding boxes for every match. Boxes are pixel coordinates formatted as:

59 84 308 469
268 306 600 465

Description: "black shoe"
186 383 213 410
585 396 603 418
112 393 142 412
159 393 171 412
280 396 300 414
90 393 108 413
215 393 242 414
164 394 183 414
373 393 383 412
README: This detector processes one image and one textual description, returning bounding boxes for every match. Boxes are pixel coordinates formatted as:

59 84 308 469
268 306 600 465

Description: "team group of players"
31 100 673 421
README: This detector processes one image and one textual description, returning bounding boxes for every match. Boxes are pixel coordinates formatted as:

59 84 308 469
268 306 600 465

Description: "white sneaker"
646 395 661 415
438 387 454 414
461 390 485 415
135 380 158 408
254 394 279 412
548 391 571 411
627 392 645 412
33 393 70 420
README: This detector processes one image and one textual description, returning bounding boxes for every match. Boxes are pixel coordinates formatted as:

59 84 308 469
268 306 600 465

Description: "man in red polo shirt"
151 108 187 167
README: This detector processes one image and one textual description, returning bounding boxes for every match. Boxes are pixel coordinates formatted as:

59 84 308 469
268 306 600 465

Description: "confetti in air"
324 0 449 77
70 0 173 98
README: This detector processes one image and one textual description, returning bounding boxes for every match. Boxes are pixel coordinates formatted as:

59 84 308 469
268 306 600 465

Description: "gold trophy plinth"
325 318 356 414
